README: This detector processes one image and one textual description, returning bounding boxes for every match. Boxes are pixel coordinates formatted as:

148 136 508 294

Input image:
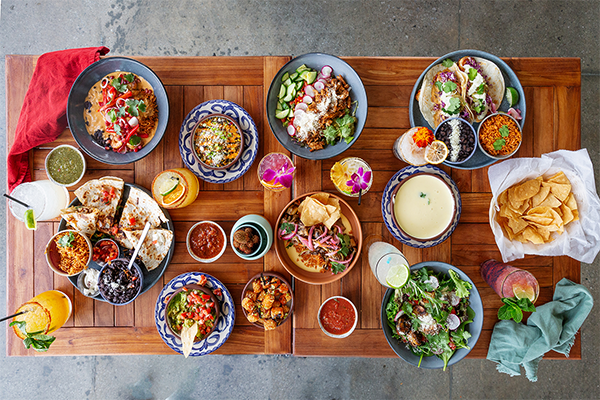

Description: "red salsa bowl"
318 296 358 339
186 221 227 263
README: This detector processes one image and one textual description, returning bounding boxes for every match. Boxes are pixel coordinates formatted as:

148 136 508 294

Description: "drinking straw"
358 189 362 206
3 193 31 209
0 310 27 323
126 222 151 270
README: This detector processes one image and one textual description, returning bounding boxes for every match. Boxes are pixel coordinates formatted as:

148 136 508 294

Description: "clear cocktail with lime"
330 157 373 197
8 180 70 228
367 240 410 288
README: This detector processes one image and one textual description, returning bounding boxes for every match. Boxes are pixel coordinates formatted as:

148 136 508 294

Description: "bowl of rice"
45 230 92 277
477 113 522 160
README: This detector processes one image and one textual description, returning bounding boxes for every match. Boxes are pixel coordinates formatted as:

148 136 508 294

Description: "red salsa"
319 297 356 335
92 239 119 264
189 223 225 259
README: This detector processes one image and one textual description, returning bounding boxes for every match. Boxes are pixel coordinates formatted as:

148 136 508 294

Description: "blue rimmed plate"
179 100 258 183
382 165 462 248
155 272 234 357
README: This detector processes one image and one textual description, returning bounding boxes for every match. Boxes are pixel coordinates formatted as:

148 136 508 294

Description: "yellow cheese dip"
393 174 454 239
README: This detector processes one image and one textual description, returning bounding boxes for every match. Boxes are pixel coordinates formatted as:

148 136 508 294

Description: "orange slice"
425 140 449 164
162 184 186 206
12 302 51 339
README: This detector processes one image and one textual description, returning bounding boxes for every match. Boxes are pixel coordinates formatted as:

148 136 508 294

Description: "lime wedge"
513 284 535 302
159 176 180 196
385 264 410 289
506 87 519 107
24 209 37 230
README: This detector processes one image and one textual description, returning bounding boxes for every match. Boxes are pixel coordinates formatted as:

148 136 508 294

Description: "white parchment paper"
488 149 600 263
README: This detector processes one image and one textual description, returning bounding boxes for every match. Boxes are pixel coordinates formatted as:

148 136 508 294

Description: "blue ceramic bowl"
266 53 368 160
67 57 169 165
434 117 478 166
381 261 484 369
98 258 144 306
231 214 273 260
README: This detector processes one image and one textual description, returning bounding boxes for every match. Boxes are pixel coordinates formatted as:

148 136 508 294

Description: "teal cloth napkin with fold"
486 278 594 382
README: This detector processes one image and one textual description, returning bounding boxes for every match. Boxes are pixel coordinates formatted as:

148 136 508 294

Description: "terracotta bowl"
191 113 244 170
274 191 363 285
389 172 457 243
165 284 221 342
45 230 92 277
241 272 294 329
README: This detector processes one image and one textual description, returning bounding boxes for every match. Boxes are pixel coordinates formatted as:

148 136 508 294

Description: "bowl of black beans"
98 258 143 305
434 117 477 165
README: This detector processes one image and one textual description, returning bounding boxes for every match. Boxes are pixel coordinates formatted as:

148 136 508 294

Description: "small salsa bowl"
477 112 522 160
241 272 294 330
318 296 358 339
45 144 87 187
45 230 92 277
166 284 221 341
186 221 227 263
191 113 244 170
92 238 120 267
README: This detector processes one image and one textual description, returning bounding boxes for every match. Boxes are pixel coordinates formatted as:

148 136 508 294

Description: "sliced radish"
295 103 308 112
293 109 305 119
287 125 296 136
304 85 316 98
321 65 332 77
314 81 325 92
317 78 328 85
317 73 325 80
302 95 313 104
447 314 461 330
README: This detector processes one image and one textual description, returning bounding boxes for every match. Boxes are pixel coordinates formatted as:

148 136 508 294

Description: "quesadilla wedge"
119 187 168 231
456 56 505 122
60 206 99 237
122 228 173 271
74 177 124 234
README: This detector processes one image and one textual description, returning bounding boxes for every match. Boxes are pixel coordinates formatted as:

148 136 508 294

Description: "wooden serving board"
5 56 581 359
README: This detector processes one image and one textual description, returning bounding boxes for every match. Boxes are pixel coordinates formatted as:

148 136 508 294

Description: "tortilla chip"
542 181 571 202
522 226 545 244
531 185 551 208
507 216 529 234
181 323 198 358
311 192 330 204
299 197 330 227
522 215 553 226
514 177 542 202
565 193 578 210
536 226 552 241
508 187 524 210
572 209 579 221
537 193 562 208
547 171 571 185
498 189 508 206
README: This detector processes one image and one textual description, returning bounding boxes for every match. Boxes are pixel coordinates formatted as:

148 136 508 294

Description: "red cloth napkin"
7 46 110 192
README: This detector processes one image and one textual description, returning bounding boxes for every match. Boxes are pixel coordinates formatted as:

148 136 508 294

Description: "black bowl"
67 57 169 165
266 53 367 160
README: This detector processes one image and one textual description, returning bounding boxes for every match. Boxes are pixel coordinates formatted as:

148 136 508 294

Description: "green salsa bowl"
45 144 87 187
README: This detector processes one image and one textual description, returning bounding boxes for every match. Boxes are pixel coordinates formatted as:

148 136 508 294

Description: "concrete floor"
1 1 599 399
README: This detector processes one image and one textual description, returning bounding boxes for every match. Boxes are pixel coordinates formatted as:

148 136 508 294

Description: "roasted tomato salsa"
189 223 225 259
167 288 217 341
319 297 356 335
92 239 119 264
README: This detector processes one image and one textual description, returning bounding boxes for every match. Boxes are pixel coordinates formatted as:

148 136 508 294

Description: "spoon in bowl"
127 222 151 270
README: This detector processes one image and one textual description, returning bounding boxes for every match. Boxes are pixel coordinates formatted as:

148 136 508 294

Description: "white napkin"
488 149 600 263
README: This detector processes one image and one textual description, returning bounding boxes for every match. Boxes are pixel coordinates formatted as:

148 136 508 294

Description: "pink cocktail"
480 259 539 303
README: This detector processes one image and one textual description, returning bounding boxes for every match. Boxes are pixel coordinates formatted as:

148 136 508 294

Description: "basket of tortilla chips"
488 149 600 263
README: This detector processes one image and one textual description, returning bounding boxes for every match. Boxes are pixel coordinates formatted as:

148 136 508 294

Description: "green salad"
385 267 475 370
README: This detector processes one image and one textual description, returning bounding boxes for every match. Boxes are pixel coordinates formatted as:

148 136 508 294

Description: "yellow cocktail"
152 168 200 209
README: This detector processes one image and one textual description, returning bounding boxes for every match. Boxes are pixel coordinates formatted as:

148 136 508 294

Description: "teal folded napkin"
486 278 594 382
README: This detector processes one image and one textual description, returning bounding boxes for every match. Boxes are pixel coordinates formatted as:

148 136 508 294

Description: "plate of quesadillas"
59 177 174 301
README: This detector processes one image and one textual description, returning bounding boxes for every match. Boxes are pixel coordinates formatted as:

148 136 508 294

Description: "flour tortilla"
418 63 468 128
119 187 168 231
74 177 124 234
60 206 99 237
456 56 505 122
122 228 173 271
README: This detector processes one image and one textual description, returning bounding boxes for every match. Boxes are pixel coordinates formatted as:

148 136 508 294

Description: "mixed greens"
385 267 474 370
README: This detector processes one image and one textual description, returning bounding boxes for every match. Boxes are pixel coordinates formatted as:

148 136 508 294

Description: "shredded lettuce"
448 269 472 298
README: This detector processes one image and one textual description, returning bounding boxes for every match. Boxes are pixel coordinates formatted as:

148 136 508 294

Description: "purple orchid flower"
262 161 295 188
346 167 372 194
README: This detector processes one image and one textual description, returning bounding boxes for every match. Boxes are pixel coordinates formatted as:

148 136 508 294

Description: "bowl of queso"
391 173 456 242
186 221 227 263
318 296 357 339
166 284 220 342
192 114 244 170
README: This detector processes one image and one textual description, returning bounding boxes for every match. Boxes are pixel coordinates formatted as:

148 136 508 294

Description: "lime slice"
385 264 410 289
24 209 37 230
162 184 186 206
513 284 535 302
158 176 180 196
506 87 519 107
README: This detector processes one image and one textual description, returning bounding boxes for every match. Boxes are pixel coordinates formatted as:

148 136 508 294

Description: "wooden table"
5 55 581 359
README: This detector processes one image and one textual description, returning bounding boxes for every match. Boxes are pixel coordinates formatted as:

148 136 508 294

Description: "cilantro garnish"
476 83 486 95
129 135 141 146
442 59 454 68
125 99 146 117
420 192 427 198
9 321 56 352
124 73 135 83
493 138 506 150
111 77 128 93
57 232 75 248
113 124 121 135
322 112 356 145
337 233 352 258
330 262 346 274
499 125 510 137
442 97 461 115
468 68 478 81
497 297 536 323
280 222 295 235
435 81 443 91
442 81 457 93
107 109 117 123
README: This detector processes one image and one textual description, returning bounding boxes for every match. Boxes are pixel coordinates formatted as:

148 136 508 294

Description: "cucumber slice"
275 109 290 119
286 84 296 96
282 102 290 110
295 81 304 90
278 84 286 99
281 72 289 82
305 71 317 84
276 101 283 111
283 78 292 87
282 93 293 102
290 72 299 81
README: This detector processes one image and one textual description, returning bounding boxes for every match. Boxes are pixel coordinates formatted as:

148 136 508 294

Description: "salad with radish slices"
275 64 357 151
385 267 475 370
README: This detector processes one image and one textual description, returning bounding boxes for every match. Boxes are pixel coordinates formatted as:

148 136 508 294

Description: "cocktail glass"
257 152 295 192
480 259 540 303
12 290 72 339
8 180 69 221
152 168 200 209
366 235 408 288
330 157 373 198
